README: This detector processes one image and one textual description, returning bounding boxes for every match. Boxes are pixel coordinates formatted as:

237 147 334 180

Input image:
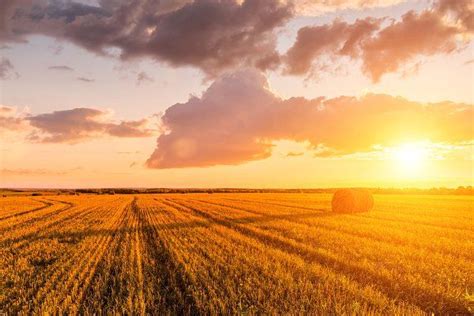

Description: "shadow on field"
0 210 333 247
164 199 471 315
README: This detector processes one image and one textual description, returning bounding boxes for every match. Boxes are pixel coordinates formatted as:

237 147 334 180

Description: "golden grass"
0 193 472 314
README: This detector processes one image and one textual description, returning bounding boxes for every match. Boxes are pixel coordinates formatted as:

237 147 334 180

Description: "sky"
0 0 473 189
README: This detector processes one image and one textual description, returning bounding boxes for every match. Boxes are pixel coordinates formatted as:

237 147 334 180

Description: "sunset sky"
0 0 473 188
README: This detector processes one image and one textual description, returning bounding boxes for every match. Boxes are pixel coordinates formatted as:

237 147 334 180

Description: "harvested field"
0 193 473 315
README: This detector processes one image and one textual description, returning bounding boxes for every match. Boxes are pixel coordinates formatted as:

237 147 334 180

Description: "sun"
391 142 429 172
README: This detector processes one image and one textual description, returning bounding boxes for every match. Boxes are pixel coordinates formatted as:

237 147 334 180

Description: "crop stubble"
0 193 472 315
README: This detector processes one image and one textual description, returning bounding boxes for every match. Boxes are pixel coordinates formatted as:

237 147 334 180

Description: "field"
0 193 473 315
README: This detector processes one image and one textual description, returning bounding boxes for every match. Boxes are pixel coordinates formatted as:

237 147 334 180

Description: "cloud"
0 57 18 79
136 71 153 85
147 69 279 168
0 167 78 176
1 105 159 143
50 43 63 55
436 0 473 33
2 0 293 76
26 107 158 143
360 9 459 82
117 151 140 155
292 0 405 15
285 18 381 76
2 1 471 80
107 119 155 137
120 0 292 75
0 0 19 41
2 0 472 82
285 0 473 81
465 59 474 65
146 69 473 168
48 65 74 71
286 152 304 157
0 105 27 131
77 76 94 82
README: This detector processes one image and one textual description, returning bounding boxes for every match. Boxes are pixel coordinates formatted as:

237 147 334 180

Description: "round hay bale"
332 189 374 213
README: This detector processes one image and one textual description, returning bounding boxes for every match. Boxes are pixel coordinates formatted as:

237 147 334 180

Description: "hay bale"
332 189 374 213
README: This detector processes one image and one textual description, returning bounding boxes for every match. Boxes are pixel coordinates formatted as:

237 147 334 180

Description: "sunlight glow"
391 142 429 173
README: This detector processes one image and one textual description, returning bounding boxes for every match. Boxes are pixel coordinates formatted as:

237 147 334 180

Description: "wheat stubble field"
0 193 472 315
